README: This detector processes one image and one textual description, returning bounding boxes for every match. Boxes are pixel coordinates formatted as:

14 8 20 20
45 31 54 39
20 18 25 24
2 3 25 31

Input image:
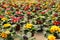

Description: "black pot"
31 30 35 37
37 26 43 32
23 35 28 40
54 33 60 39
15 24 20 31
24 30 29 34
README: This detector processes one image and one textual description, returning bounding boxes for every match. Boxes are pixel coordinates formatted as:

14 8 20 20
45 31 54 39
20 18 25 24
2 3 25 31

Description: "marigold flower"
3 23 11 28
48 35 56 40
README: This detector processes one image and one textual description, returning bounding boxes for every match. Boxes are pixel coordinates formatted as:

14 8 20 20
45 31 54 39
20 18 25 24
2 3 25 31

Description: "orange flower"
1 32 7 38
3 4 9 8
6 12 11 15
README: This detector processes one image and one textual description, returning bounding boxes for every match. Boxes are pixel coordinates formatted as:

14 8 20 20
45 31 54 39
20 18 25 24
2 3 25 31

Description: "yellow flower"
56 3 60 12
58 28 60 33
5 30 10 34
50 28 55 33
48 35 56 40
3 23 11 28
45 1 49 5
50 25 59 33
1 32 7 38
52 16 56 20
1 17 7 21
0 33 1 36
25 23 33 29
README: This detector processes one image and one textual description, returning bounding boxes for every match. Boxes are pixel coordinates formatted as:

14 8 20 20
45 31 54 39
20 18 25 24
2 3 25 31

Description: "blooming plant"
0 0 60 40
45 25 60 40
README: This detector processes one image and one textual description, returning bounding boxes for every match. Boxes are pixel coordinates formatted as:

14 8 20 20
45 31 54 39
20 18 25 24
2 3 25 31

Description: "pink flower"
41 11 45 14
11 16 24 23
27 12 31 15
11 17 20 23
0 15 4 18
24 5 30 11
15 11 22 14
6 8 10 10
41 9 48 14
19 16 24 19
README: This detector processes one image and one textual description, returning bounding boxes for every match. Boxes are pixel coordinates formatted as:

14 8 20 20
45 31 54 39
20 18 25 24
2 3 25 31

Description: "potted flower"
23 23 36 37
45 25 60 40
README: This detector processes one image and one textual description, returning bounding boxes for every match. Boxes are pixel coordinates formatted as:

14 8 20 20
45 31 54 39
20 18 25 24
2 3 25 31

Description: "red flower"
15 11 22 14
41 11 45 14
24 5 30 11
53 21 60 25
11 16 24 23
41 9 48 14
0 15 4 18
53 13 58 17
19 16 24 19
35 3 41 7
6 8 10 10
11 17 20 23
27 12 31 15
36 20 43 24
50 1 55 6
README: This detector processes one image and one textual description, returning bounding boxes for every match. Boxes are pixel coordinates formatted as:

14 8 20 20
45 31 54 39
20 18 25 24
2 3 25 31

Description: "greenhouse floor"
15 33 47 40
34 33 47 40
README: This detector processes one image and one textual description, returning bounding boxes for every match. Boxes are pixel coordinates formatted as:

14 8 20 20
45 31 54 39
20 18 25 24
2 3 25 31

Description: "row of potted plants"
0 0 60 40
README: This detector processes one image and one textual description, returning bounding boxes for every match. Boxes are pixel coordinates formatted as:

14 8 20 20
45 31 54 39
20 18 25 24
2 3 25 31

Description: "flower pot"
31 30 35 37
24 30 29 34
54 33 60 39
23 35 28 40
15 24 20 31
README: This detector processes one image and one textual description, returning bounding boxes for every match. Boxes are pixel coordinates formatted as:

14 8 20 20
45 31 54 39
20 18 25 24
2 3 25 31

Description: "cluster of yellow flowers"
50 25 60 33
3 23 11 28
48 35 56 40
24 23 33 29
1 17 8 21
0 30 10 38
